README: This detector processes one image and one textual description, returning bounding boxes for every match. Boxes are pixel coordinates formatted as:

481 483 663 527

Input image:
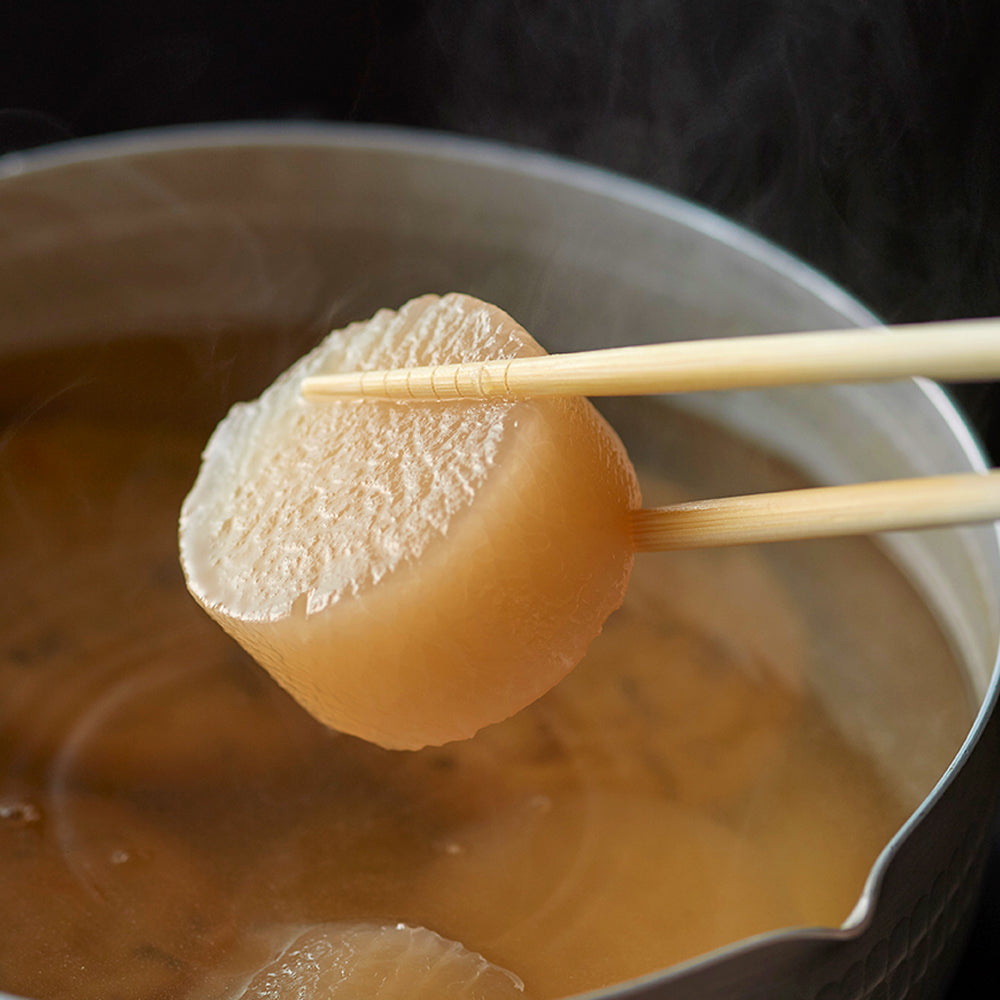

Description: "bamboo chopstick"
629 471 1000 551
301 317 1000 401
300 315 1000 549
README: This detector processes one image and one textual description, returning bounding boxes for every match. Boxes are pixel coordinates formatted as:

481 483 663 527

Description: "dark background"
2 1 999 995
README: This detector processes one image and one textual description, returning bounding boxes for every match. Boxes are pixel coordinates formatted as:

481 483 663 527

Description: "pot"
0 123 997 1000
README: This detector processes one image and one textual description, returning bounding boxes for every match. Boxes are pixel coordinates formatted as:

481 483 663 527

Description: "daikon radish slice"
179 294 640 749
238 922 527 999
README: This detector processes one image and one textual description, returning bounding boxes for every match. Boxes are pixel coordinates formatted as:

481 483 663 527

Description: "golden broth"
0 333 972 1000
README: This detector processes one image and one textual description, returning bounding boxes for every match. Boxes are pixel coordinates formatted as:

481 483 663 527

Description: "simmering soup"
0 331 972 1000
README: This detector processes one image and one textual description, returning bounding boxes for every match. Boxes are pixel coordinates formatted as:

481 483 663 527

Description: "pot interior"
0 125 997 1000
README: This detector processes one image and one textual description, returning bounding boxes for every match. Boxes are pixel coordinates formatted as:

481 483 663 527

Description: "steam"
365 0 1000 324
0 109 75 153
3 1 998 448
5 2 997 323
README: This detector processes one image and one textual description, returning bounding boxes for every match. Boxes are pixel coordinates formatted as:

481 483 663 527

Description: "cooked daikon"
180 294 640 749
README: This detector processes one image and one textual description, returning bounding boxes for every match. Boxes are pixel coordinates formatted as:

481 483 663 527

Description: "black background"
2 1 999 995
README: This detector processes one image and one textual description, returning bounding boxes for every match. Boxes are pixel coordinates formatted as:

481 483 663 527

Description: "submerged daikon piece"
412 790 798 997
237 922 527 999
180 294 640 749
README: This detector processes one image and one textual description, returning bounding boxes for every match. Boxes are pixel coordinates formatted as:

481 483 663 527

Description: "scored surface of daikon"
237 922 528 999
180 294 640 749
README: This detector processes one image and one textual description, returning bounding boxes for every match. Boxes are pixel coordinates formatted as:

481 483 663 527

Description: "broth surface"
0 333 973 1000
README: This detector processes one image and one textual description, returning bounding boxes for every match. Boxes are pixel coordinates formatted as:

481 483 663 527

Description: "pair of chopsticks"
302 318 1000 551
